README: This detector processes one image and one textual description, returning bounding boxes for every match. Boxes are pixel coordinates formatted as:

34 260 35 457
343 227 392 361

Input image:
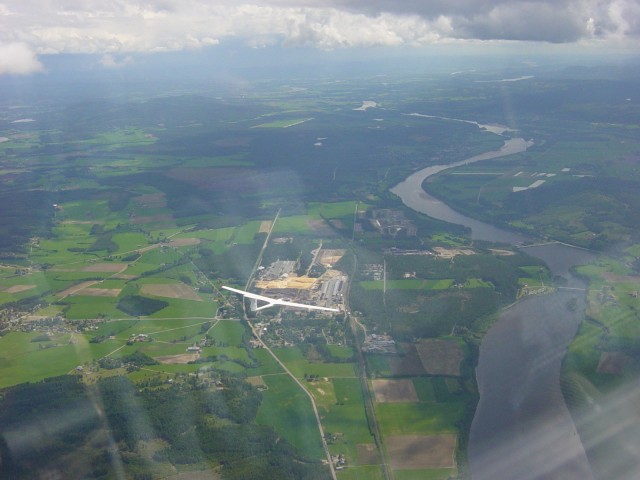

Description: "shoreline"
389 128 595 479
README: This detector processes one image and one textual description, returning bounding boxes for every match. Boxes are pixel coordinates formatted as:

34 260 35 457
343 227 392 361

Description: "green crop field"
248 348 286 375
256 374 326 460
325 402 374 463
333 377 364 404
208 320 246 346
232 221 261 244
308 201 365 219
273 215 313 233
366 355 391 377
274 346 356 378
107 318 210 337
376 403 464 436
147 298 216 319
337 465 385 480
328 345 355 359
0 332 123 388
112 232 150 253
412 377 437 402
62 298 129 319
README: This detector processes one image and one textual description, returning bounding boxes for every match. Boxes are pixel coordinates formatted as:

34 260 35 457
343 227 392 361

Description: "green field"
0 332 123 388
308 201 365 219
337 465 385 480
376 403 464 435
412 377 437 402
274 346 356 378
328 345 355 359
273 215 314 233
2 62 639 479
366 355 391 377
246 354 283 377
325 403 374 460
256 374 326 460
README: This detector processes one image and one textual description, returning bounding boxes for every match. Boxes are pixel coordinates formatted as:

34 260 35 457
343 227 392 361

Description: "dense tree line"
195 240 263 285
0 190 54 252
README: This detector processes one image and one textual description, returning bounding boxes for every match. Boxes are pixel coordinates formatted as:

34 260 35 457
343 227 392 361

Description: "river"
390 137 531 244
391 125 596 479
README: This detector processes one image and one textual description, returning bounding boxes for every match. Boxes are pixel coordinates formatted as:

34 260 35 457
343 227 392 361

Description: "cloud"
0 0 638 61
0 42 44 75
100 53 134 68
457 2 589 43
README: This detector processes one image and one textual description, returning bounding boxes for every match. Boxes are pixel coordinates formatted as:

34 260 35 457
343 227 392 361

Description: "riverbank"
390 137 532 244
390 133 596 479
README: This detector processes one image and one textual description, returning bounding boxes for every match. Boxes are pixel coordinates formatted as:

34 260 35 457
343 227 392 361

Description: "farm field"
1 60 638 480
256 373 326 460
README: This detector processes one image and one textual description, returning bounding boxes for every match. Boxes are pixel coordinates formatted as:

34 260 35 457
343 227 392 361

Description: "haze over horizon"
1 0 639 77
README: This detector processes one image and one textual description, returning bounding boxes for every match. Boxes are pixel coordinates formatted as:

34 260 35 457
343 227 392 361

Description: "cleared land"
56 281 98 298
141 283 203 301
372 379 419 403
387 435 456 469
168 238 200 247
246 376 268 387
489 248 516 256
74 288 122 297
83 263 128 272
259 221 272 233
416 339 464 377
155 353 200 364
318 249 346 266
255 276 317 290
4 284 36 293
433 247 475 258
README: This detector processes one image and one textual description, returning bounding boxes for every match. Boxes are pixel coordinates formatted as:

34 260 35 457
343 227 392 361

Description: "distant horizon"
2 0 639 76
2 42 639 90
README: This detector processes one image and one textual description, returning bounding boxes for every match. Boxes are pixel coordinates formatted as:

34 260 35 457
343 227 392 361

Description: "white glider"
222 285 340 312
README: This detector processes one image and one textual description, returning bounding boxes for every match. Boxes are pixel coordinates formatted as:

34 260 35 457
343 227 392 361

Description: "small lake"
390 131 597 479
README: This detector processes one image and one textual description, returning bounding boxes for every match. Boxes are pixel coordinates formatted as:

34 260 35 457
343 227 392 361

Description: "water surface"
390 131 596 479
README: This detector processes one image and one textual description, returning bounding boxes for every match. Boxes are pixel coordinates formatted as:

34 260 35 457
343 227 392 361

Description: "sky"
1 0 639 75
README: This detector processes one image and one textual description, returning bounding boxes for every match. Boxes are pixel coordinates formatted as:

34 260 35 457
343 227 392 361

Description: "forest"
0 375 330 480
